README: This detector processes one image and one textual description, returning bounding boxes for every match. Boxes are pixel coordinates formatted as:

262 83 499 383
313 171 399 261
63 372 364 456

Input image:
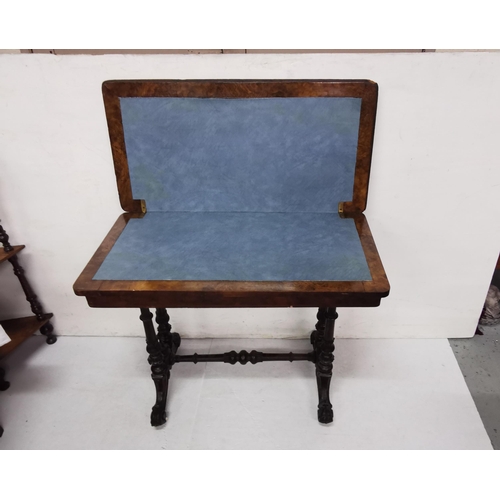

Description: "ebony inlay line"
174 350 315 365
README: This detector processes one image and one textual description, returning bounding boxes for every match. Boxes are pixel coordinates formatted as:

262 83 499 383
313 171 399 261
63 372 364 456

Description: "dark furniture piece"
0 222 57 436
74 80 390 427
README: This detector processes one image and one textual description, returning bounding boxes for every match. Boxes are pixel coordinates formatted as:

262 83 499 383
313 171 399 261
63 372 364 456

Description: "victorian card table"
74 79 390 426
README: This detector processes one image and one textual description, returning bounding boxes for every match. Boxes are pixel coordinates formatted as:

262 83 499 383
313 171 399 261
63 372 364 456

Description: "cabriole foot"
318 404 334 424
151 405 167 427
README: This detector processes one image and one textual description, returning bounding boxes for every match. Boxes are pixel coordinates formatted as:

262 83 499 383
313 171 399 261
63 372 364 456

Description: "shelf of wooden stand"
0 314 53 359
0 245 24 265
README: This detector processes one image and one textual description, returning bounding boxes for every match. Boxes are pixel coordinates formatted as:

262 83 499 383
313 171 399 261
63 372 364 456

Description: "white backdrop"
0 52 499 339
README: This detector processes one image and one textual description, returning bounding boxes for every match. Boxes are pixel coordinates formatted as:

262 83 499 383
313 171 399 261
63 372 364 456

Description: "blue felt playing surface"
93 212 371 282
120 97 361 213
94 96 370 282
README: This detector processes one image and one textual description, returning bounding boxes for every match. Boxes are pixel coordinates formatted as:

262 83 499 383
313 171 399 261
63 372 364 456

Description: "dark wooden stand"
139 306 337 426
0 222 57 437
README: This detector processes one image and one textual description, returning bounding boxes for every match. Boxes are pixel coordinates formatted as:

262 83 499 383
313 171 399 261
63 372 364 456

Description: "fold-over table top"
74 80 388 308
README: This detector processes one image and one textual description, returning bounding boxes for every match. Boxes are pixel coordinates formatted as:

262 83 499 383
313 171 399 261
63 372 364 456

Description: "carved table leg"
0 367 10 391
155 308 181 356
140 308 169 426
311 307 327 357
315 307 337 424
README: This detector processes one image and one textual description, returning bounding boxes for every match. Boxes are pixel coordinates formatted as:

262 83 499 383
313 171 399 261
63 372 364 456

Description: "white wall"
0 53 499 339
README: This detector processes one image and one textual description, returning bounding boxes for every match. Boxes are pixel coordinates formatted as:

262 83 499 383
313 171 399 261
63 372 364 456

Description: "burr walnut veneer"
74 80 390 427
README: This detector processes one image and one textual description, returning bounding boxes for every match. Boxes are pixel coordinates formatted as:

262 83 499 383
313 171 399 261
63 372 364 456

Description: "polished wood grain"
354 215 390 294
102 87 143 213
343 82 378 214
73 213 134 294
102 79 378 216
0 314 53 359
73 212 389 308
0 245 24 265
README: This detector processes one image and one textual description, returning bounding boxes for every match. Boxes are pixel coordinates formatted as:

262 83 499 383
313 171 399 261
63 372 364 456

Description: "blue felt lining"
93 212 371 282
120 97 361 213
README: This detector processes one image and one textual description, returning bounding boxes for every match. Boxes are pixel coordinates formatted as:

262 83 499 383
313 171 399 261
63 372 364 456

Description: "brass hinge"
338 202 345 218
140 200 147 214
